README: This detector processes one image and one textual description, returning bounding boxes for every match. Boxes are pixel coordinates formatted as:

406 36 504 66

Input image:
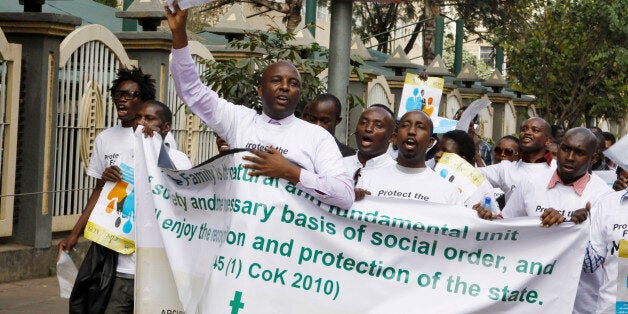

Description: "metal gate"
0 28 21 237
52 24 135 231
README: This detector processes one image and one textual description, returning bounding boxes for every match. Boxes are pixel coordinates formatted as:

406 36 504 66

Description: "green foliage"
442 39 493 80
504 0 628 127
201 27 365 115
351 2 419 54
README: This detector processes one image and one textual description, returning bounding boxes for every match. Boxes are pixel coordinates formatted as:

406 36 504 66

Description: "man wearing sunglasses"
60 67 156 314
492 135 520 164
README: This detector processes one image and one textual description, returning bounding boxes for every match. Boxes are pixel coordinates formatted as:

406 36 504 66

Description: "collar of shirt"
520 150 553 166
546 170 591 196
361 153 395 169
260 112 296 125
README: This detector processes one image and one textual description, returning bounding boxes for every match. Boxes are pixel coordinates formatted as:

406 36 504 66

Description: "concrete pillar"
0 13 81 248
513 97 535 132
327 0 352 143
116 32 173 102
487 94 514 142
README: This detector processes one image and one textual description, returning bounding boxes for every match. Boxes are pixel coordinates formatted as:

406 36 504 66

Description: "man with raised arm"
165 1 354 209
479 117 557 202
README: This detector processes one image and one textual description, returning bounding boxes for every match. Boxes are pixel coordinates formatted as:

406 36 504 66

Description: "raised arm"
165 1 188 49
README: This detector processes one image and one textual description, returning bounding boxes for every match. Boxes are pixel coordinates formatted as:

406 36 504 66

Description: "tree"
504 0 627 128
351 1 419 55
199 0 303 33
442 39 493 80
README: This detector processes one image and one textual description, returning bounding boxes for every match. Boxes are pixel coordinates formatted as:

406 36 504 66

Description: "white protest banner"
84 162 135 254
434 153 499 213
604 135 628 171
135 134 589 314
398 73 444 120
455 98 492 132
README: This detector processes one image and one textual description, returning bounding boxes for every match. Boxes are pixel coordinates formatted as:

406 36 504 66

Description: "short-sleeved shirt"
358 164 465 206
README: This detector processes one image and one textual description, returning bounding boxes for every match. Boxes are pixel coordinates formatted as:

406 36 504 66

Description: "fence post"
0 13 81 248
453 19 464 76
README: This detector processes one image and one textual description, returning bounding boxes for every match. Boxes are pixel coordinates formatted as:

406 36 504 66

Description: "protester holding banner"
357 110 464 205
134 100 193 170
342 104 396 200
166 1 354 209
479 127 612 313
59 67 156 314
478 117 557 202
587 189 628 313
302 94 356 157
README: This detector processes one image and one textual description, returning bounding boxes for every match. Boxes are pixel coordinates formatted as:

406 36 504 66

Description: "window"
479 46 495 68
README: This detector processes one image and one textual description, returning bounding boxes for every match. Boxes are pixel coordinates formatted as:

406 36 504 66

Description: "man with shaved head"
166 1 354 208
479 117 557 201
357 110 463 205
478 127 613 313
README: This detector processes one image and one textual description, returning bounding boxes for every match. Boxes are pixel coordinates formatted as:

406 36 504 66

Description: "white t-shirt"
171 46 353 209
589 191 628 314
502 173 611 219
502 172 612 314
479 159 557 202
87 124 134 179
343 153 395 185
358 164 464 205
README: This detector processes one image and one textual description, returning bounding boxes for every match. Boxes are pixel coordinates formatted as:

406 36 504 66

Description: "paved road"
0 276 68 313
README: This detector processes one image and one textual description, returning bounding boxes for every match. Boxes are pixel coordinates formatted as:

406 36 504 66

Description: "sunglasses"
113 90 141 100
494 147 518 157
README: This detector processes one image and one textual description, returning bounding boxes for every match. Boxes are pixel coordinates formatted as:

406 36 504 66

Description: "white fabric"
343 153 395 182
589 191 628 314
358 164 464 205
164 132 178 150
170 46 353 209
86 124 134 179
479 159 557 202
502 171 613 314
166 144 193 170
